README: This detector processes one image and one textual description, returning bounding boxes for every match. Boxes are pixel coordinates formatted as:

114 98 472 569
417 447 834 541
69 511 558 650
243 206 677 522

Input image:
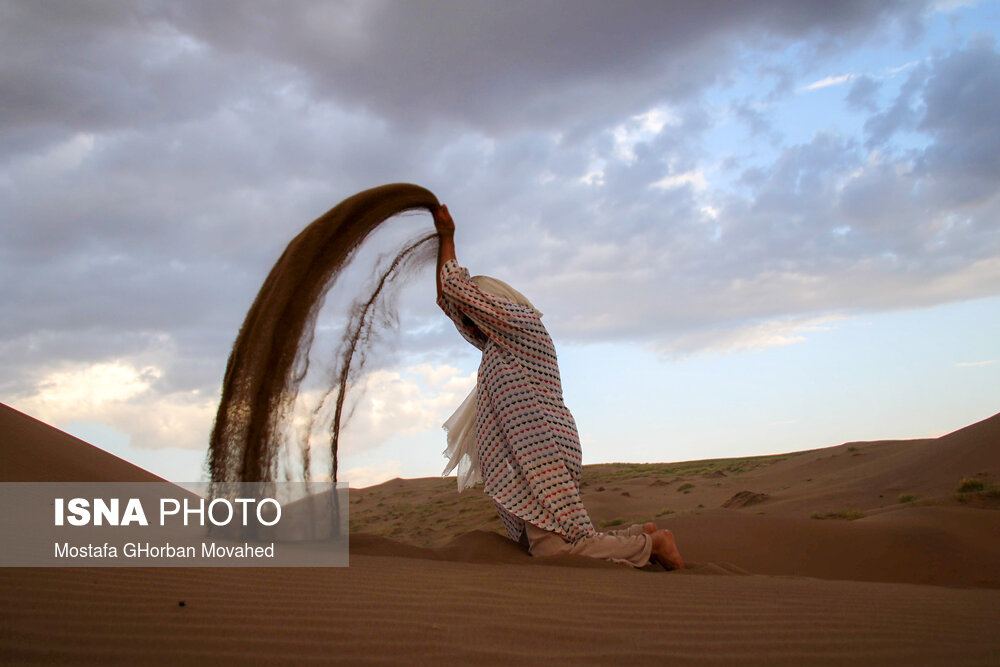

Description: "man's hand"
433 204 455 237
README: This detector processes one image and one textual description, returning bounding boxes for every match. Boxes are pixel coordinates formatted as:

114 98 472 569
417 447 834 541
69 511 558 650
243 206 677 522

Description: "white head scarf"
441 275 540 491
469 275 541 316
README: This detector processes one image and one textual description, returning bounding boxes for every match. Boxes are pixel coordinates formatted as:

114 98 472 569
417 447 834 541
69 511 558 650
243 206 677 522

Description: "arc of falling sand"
309 230 437 483
208 183 440 484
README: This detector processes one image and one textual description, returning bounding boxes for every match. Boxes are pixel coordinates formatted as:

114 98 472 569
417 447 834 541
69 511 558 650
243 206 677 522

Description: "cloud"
520 35 1000 345
956 360 996 367
862 62 930 146
10 359 217 451
651 169 708 191
652 315 848 357
1 1 931 144
916 37 1000 207
800 73 858 91
287 363 475 478
339 365 475 446
29 360 160 406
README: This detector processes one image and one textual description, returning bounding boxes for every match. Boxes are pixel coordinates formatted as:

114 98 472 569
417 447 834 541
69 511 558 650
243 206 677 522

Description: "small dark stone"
178 601 186 607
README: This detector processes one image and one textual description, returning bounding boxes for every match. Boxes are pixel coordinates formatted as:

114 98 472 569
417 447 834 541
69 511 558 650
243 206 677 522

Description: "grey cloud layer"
2 0 995 404
3 0 927 139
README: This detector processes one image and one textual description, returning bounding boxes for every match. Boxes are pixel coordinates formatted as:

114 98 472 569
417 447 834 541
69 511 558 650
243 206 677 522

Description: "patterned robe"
437 259 597 543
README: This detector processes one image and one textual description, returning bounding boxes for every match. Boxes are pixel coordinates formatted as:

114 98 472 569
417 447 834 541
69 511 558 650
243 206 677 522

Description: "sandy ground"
2 401 999 665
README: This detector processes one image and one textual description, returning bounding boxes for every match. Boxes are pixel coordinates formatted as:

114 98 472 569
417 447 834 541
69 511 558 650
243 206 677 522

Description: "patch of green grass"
655 508 674 517
954 474 1000 504
957 478 986 493
898 494 917 504
811 509 865 521
677 483 695 493
599 518 626 528
582 453 797 485
847 446 859 452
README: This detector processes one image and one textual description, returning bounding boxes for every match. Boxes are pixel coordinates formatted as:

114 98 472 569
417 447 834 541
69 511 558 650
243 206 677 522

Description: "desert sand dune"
0 402 163 483
1 402 998 665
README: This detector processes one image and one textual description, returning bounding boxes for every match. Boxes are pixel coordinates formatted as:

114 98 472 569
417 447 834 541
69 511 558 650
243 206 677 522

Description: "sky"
2 0 999 488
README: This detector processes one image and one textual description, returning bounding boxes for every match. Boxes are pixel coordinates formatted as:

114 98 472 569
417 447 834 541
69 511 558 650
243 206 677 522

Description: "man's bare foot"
642 522 657 535
650 529 684 570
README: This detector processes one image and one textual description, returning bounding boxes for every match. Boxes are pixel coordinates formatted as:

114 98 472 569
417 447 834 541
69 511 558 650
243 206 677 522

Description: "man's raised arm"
434 204 457 305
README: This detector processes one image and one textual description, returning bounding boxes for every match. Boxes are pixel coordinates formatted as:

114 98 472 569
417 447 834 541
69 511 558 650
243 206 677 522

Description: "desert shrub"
957 478 986 493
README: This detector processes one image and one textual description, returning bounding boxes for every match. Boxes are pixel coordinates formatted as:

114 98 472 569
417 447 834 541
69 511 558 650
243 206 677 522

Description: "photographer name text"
54 541 276 559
